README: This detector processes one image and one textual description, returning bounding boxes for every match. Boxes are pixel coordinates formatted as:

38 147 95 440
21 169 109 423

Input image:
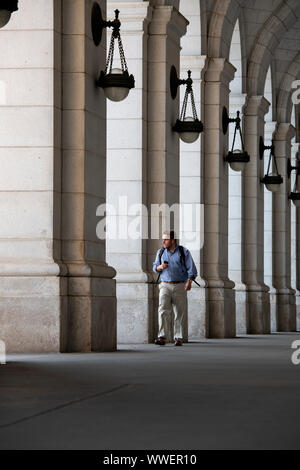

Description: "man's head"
162 230 176 250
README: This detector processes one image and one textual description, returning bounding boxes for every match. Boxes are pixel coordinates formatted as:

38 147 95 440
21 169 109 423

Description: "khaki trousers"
158 282 187 340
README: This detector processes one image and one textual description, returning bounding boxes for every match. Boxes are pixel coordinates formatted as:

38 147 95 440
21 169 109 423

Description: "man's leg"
157 283 172 340
172 283 187 342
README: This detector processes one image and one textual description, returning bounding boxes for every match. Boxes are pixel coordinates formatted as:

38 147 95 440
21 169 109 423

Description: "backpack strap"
155 248 165 285
178 245 187 271
158 247 165 265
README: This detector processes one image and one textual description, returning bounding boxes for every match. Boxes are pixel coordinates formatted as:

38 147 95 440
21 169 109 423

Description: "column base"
289 290 297 332
188 279 208 339
270 287 277 332
116 275 154 344
67 276 116 352
0 275 68 353
246 286 270 334
275 289 297 332
206 281 236 338
234 283 248 335
0 259 117 353
296 291 300 331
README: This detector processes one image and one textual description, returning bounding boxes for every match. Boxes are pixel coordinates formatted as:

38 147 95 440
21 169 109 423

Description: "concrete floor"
0 333 300 450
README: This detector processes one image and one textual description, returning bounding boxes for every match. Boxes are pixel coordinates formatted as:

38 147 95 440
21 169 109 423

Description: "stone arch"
248 0 300 96
277 52 300 123
264 65 274 123
238 9 247 94
207 0 244 59
178 0 208 55
179 0 201 56
229 16 247 94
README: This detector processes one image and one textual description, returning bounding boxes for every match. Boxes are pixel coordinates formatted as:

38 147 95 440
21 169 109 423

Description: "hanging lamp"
93 7 135 102
0 0 18 28
259 137 283 192
171 67 203 143
222 107 250 172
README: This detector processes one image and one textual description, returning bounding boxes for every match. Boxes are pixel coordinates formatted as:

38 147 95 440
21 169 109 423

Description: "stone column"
264 121 277 332
179 56 207 339
242 96 270 334
61 0 116 351
0 0 68 352
291 143 300 330
147 5 188 341
202 58 236 338
106 1 153 343
296 150 300 329
178 0 207 340
273 124 296 331
228 93 247 334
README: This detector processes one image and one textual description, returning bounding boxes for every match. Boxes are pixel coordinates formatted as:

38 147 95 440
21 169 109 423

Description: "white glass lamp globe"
179 117 199 144
0 10 11 28
265 173 281 192
229 149 247 172
104 68 130 102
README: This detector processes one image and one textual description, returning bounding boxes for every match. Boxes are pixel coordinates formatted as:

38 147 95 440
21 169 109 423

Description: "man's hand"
185 279 192 291
157 262 168 272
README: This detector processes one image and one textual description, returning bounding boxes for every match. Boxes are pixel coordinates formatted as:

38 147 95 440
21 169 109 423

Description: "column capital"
243 95 270 118
204 58 236 84
149 5 188 40
265 120 277 132
274 123 296 142
180 55 207 78
107 2 152 32
66 262 116 279
229 93 247 107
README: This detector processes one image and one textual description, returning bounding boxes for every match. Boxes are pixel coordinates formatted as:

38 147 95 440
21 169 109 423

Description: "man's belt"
162 281 185 284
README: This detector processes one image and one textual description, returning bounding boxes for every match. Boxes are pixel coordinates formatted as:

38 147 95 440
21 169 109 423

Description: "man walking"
153 230 197 346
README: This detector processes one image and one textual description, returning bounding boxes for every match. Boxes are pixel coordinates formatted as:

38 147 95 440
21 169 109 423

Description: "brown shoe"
174 338 183 346
154 337 166 346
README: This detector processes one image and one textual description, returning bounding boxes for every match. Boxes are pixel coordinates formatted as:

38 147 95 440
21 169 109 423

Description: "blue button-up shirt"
153 245 198 282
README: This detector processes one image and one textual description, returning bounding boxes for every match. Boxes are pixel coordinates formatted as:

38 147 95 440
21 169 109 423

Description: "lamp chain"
190 88 198 120
266 150 272 175
117 34 128 72
105 33 115 74
180 87 199 121
230 112 245 153
266 143 280 177
180 89 189 121
105 28 128 75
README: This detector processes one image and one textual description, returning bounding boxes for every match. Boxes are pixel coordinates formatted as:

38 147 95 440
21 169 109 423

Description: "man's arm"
153 250 161 273
183 249 197 291
153 250 168 273
184 248 198 280
153 249 168 273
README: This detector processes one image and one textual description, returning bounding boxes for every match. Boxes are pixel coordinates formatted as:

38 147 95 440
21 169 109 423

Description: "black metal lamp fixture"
0 0 18 28
287 158 300 207
92 4 135 102
259 137 283 192
170 66 203 144
222 107 250 172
